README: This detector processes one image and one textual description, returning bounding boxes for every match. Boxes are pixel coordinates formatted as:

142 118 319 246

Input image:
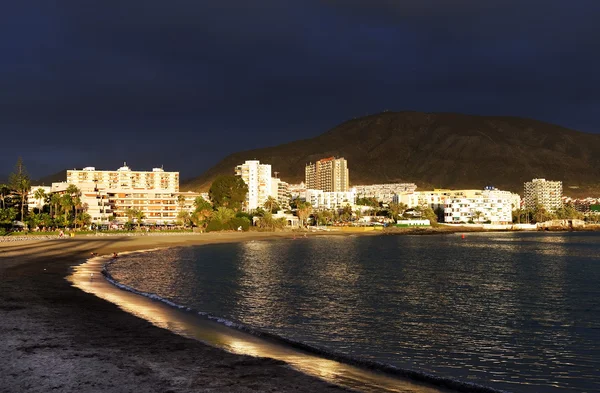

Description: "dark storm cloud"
1 0 599 179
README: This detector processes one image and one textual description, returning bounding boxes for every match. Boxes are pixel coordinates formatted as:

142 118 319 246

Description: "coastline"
1 231 456 393
0 232 357 393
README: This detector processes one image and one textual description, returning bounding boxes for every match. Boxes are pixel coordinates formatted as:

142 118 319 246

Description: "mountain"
181 111 600 197
33 169 67 186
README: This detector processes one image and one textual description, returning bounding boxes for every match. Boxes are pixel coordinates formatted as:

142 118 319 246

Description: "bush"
205 217 250 232
229 217 250 231
235 212 253 221
206 220 227 232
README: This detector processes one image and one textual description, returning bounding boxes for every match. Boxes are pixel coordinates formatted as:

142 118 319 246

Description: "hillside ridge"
182 111 600 196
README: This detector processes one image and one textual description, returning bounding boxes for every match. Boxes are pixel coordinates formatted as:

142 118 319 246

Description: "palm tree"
134 210 145 229
65 185 81 224
33 188 46 213
295 201 312 227
212 206 235 224
263 196 279 213
177 195 186 212
60 194 73 226
472 210 484 223
388 202 407 223
0 183 10 210
50 193 61 219
192 196 213 229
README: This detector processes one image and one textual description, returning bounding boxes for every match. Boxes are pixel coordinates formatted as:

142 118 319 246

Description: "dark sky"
1 0 599 180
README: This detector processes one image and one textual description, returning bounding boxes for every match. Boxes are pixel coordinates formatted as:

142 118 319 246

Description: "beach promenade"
0 233 358 393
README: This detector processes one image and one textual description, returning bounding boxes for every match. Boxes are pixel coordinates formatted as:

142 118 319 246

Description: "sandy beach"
1 232 367 393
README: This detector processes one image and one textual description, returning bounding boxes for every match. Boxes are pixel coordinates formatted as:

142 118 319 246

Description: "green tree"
209 175 248 211
472 210 484 223
0 184 10 210
75 212 92 228
60 194 73 226
0 207 17 226
555 205 583 220
50 193 61 219
256 211 286 231
295 201 312 227
387 202 407 222
416 204 438 224
212 206 236 225
263 196 279 213
191 196 213 229
27 212 42 230
125 208 145 229
356 197 380 207
177 195 186 210
533 204 554 223
8 157 31 221
65 184 81 225
177 210 191 227
340 204 353 221
33 188 47 213
38 213 53 228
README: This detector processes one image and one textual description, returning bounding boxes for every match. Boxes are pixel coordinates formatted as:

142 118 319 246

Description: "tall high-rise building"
235 160 272 211
305 157 349 192
524 178 563 211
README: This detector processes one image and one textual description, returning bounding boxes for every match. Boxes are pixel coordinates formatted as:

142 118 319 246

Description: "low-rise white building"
305 189 356 210
444 192 514 224
288 182 307 201
354 183 417 203
396 188 520 214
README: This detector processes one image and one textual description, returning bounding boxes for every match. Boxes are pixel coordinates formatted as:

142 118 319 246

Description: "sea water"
107 232 600 393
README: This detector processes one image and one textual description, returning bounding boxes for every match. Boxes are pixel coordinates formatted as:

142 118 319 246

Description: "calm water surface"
108 232 600 392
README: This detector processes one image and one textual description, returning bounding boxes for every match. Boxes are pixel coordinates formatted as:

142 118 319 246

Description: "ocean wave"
100 251 509 393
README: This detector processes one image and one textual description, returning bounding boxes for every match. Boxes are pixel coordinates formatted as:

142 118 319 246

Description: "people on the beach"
58 230 64 239
90 272 94 281
112 252 119 258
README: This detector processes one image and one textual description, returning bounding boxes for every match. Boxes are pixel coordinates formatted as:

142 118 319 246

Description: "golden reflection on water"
68 256 449 393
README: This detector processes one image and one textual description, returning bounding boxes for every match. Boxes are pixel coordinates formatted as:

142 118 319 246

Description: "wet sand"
0 232 450 393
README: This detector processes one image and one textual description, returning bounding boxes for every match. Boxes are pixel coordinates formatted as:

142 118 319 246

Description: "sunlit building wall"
354 183 418 203
235 160 272 211
62 165 195 224
306 189 356 210
305 157 349 192
524 178 563 211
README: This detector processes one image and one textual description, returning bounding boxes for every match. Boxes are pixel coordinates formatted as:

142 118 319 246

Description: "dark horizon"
2 1 599 180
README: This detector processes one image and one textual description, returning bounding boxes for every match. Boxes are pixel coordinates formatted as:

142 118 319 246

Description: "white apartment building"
288 182 307 200
524 178 563 211
271 178 290 208
305 189 356 210
396 188 520 222
62 165 194 224
444 192 516 224
305 157 349 192
27 186 51 212
394 189 482 210
235 160 272 211
354 183 418 203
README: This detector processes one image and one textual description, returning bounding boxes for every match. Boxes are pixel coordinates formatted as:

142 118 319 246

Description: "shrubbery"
205 216 250 232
